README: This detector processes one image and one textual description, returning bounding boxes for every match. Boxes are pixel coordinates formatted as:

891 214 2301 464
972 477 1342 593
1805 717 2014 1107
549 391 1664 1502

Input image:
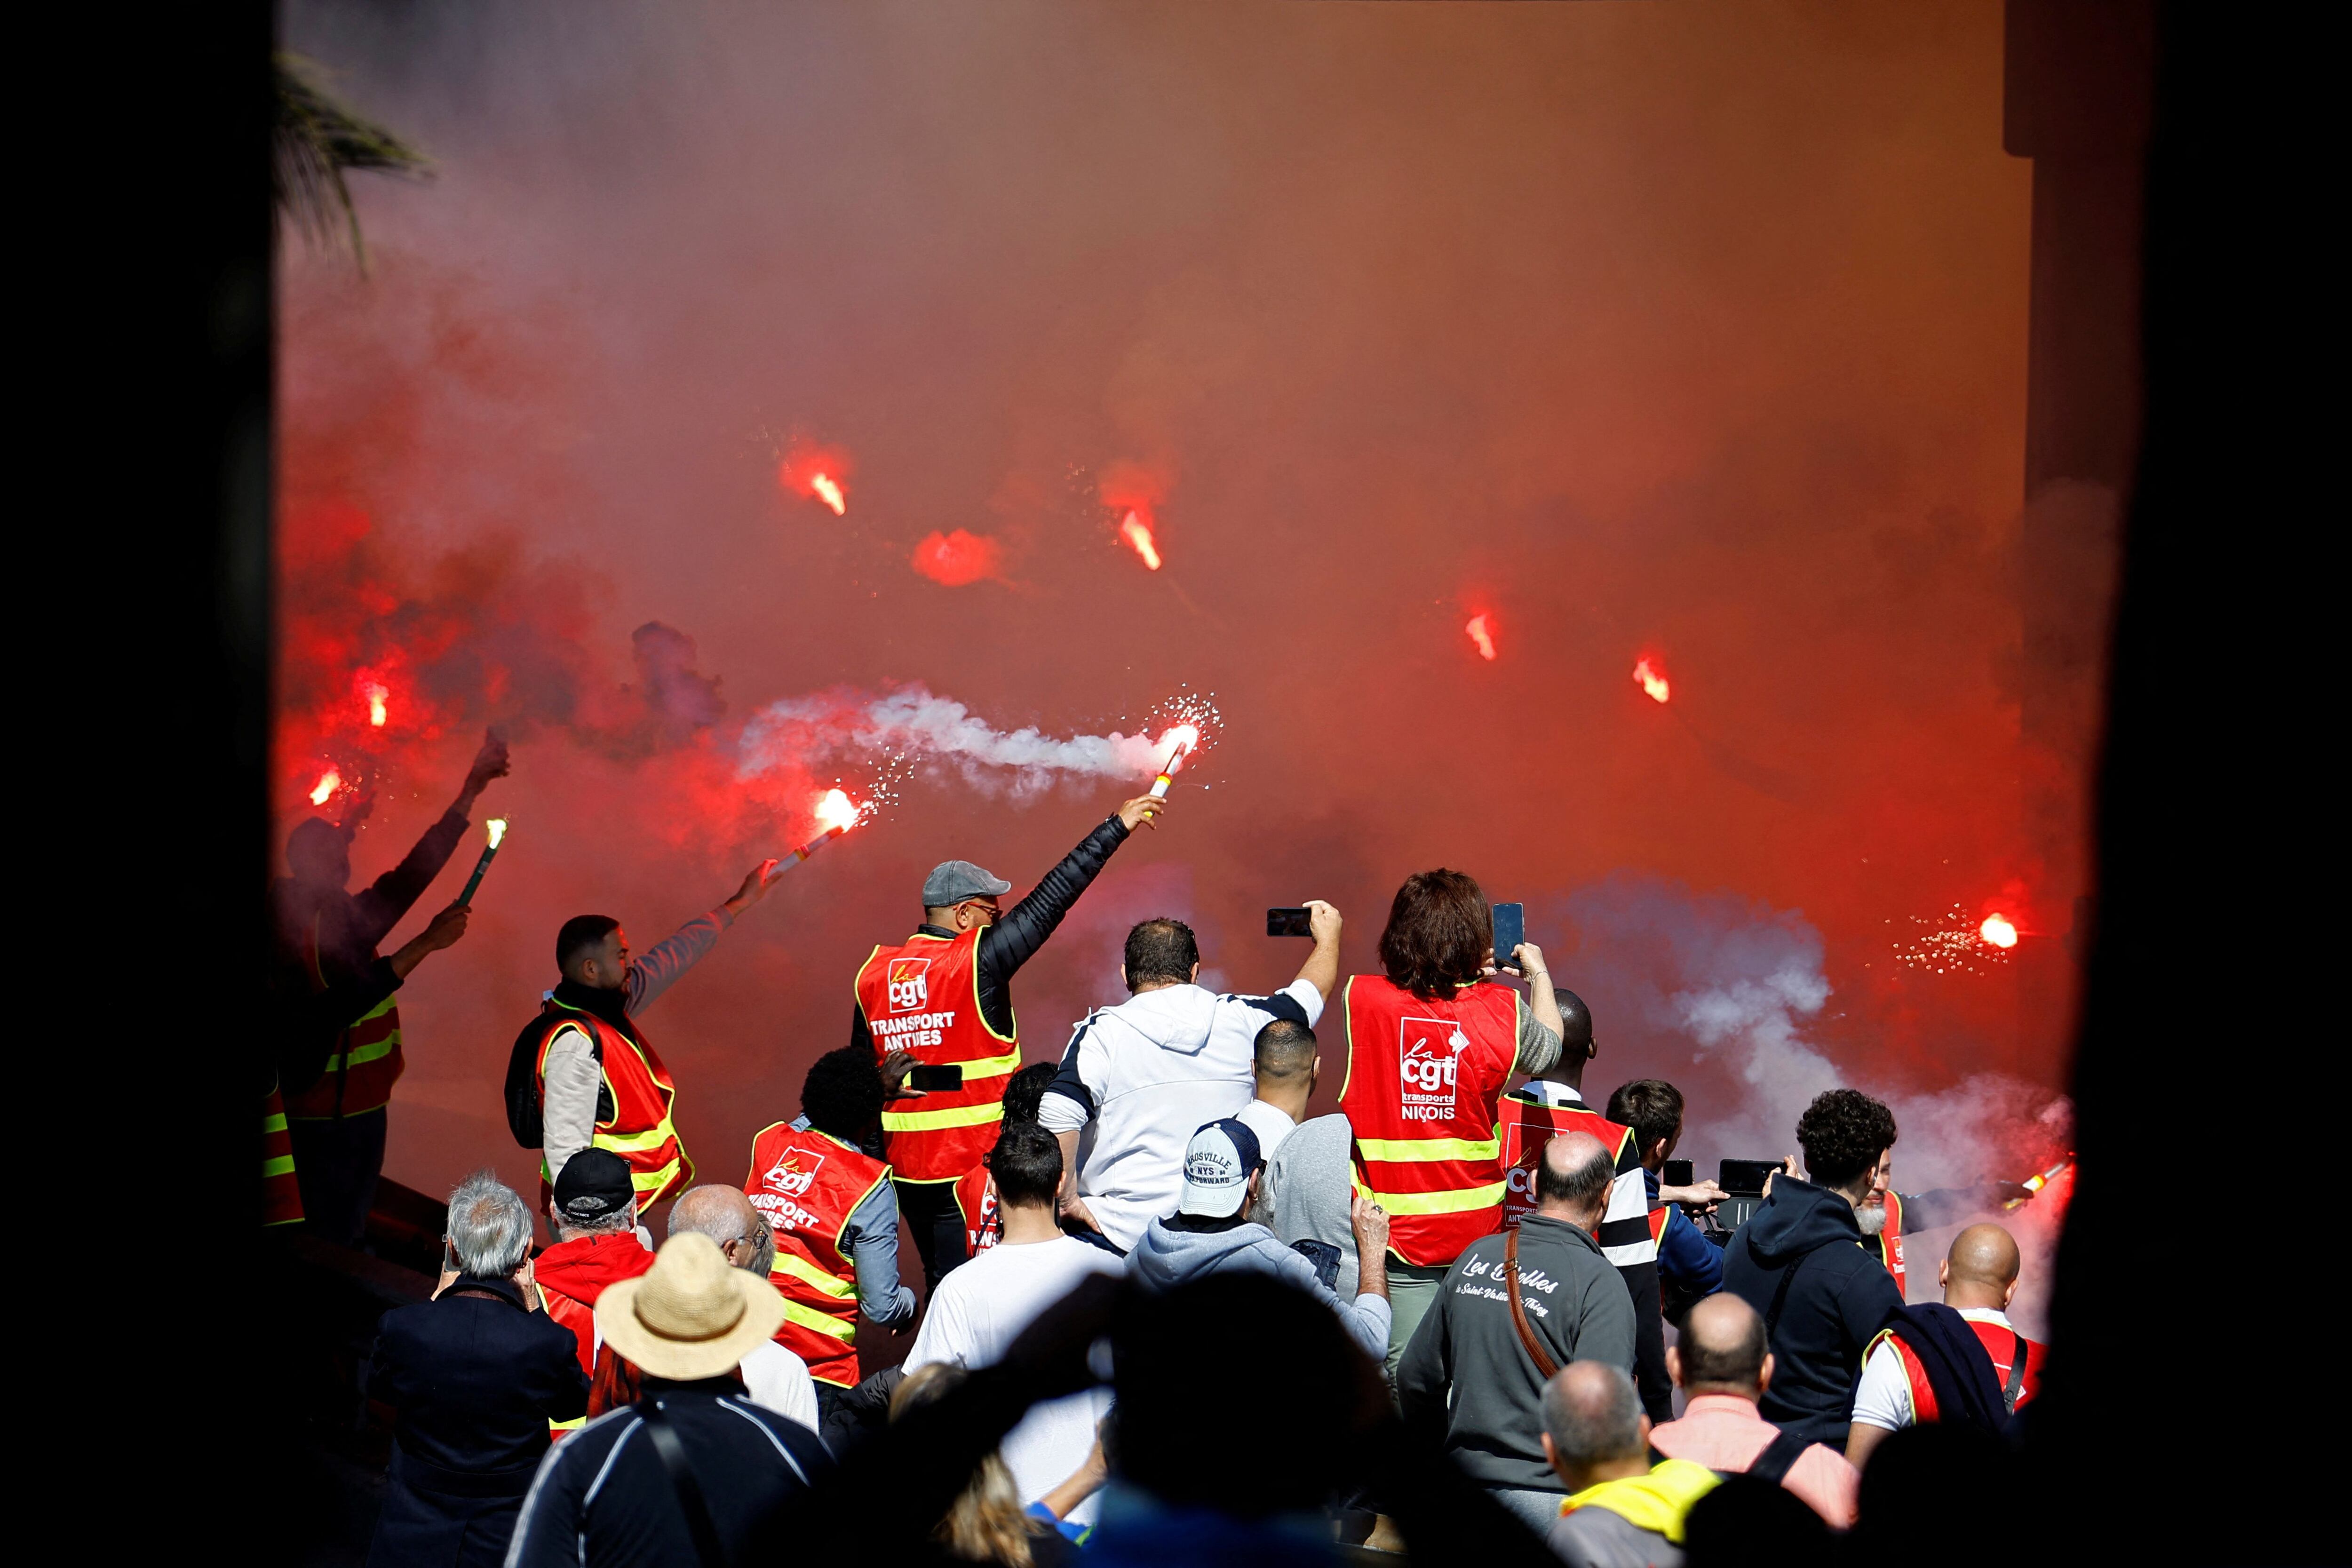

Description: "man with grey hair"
1398 1131 1637 1533
668 1184 820 1429
1542 1361 1720 1568
365 1173 588 1568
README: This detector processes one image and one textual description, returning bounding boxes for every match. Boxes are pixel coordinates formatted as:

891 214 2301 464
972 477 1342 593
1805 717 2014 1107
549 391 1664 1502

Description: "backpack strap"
635 1398 730 1568
1504 1225 1561 1380
2003 1331 2030 1413
1745 1428 1813 1486
1762 1246 1814 1341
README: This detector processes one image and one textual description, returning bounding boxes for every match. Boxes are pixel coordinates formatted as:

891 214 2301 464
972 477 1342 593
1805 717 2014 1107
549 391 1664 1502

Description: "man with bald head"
1398 1131 1638 1532
1846 1222 2046 1469
1542 1361 1720 1568
668 1184 820 1430
1647 1292 1858 1525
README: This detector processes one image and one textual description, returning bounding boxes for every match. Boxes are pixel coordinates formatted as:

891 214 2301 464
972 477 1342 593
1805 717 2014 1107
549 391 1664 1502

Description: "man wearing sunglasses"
852 792 1170 1291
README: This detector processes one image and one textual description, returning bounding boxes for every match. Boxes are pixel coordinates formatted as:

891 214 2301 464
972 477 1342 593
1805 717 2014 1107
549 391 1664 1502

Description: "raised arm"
351 732 509 941
981 797 1163 980
625 860 779 1013
1293 900 1343 1003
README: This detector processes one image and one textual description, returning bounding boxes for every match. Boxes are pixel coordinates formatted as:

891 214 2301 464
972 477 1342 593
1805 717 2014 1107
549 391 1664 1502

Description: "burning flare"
1147 724 1200 799
485 818 508 849
814 788 860 833
1978 913 2018 948
809 473 846 516
309 768 341 806
364 682 389 728
1119 511 1162 571
1465 615 1497 661
1633 656 1671 704
2005 1156 2073 1209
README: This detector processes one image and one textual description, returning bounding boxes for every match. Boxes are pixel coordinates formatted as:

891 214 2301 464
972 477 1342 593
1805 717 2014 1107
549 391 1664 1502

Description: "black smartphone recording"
1662 1158 1693 1189
1266 907 1313 938
1490 902 1525 967
1719 1158 1781 1196
907 1064 964 1093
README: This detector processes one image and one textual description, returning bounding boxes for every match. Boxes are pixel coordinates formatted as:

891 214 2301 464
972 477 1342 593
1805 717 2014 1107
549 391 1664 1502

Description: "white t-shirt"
904 1236 1125 1525
1850 1306 2016 1432
1233 1099 1298 1161
739 1340 819 1432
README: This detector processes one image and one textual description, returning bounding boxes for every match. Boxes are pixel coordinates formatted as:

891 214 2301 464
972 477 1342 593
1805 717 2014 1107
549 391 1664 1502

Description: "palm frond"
274 54 430 271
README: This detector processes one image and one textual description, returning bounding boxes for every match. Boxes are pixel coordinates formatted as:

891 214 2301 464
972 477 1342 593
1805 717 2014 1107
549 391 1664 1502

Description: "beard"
1855 1202 1887 1237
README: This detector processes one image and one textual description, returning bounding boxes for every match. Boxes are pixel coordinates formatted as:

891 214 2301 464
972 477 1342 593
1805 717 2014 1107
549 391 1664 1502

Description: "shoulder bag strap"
635 1399 730 1568
1504 1226 1561 1381
2003 1331 2030 1413
1745 1428 1813 1486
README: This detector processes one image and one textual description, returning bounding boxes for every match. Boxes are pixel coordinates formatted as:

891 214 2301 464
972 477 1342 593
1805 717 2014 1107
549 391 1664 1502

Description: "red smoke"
911 529 1006 587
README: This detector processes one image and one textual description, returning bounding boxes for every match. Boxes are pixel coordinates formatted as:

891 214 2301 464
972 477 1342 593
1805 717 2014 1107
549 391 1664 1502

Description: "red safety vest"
529 1003 694 1211
1495 1094 1637 1229
533 1231 657 1439
1647 1204 1671 1247
285 911 405 1120
854 930 1021 1182
1867 1190 1907 1297
1339 975 1522 1268
747 1122 892 1388
262 1082 303 1227
1867 1317 2046 1421
952 1162 1001 1258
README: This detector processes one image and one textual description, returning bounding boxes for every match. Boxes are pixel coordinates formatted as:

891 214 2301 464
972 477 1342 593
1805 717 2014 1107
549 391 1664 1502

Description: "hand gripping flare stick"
458 819 509 905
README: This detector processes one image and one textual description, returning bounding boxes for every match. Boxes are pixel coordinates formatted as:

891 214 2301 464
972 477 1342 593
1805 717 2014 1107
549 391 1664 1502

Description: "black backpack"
504 1003 609 1148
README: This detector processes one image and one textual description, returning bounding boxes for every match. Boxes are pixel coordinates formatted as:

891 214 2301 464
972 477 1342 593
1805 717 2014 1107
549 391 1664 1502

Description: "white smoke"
737 683 1171 799
1554 873 2070 1328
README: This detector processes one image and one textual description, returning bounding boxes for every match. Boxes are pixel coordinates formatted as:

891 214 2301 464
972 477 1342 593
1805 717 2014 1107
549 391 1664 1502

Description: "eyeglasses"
960 900 1003 921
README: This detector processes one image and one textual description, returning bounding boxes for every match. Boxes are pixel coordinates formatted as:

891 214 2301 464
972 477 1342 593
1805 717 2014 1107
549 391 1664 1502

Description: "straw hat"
595 1232 789 1381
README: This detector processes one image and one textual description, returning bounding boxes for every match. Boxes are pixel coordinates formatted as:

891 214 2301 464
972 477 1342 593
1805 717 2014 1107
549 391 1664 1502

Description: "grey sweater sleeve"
541 1027 603 1184
844 1178 917 1328
1514 994 1563 1076
626 908 734 1015
1575 1256 1639 1374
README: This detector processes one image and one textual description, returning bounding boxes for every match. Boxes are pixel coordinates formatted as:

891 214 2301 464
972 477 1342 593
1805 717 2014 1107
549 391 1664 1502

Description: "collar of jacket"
1516 1212 1605 1252
551 978 632 1029
444 1274 529 1310
915 923 957 939
1562 1459 1720 1543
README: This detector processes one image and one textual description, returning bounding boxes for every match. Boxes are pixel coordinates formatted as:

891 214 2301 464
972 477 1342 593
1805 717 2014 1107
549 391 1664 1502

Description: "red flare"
1119 510 1161 571
1633 656 1671 703
363 681 389 727
1465 614 1497 661
814 787 860 833
309 768 341 805
809 474 845 515
1979 913 2018 948
777 440 853 516
911 529 1005 587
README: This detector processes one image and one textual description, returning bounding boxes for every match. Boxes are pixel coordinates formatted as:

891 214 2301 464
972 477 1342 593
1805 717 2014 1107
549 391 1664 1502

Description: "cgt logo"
887 957 931 1013
1398 1017 1469 1118
762 1150 824 1197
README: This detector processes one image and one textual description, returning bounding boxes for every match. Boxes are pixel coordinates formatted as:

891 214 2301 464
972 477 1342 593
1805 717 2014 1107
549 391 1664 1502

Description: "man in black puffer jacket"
1720 1090 1905 1449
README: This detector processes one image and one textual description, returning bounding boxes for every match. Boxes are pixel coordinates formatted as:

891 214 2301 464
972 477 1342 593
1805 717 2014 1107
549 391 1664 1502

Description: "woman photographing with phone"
1338 869 1566 1375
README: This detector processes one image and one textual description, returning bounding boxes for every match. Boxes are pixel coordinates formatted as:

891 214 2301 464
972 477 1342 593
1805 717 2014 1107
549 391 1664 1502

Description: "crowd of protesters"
266 773 2051 1567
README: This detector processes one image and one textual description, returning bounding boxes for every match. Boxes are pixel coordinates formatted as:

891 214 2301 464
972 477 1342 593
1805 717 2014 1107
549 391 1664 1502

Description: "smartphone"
1662 1158 1694 1189
907 1064 964 1093
1719 1158 1782 1196
1266 907 1313 938
1490 902 1526 968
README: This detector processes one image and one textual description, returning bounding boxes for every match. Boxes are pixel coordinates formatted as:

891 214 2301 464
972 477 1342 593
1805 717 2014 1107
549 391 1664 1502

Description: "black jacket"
1719 1178 1903 1448
850 814 1129 1050
365 1277 590 1568
507 1386 832 1568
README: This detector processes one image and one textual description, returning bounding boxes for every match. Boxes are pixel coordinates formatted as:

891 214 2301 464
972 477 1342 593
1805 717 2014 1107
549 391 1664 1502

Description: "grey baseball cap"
923 860 1014 906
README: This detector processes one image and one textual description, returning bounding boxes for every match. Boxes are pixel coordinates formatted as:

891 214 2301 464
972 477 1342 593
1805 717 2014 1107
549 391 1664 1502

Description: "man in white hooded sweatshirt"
1039 902 1341 1254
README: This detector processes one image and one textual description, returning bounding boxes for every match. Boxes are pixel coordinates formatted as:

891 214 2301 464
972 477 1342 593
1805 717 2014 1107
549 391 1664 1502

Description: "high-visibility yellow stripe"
262 1113 288 1135
959 1048 1023 1082
882 1101 1007 1133
1356 1136 1500 1163
356 994 398 1023
782 1298 858 1341
549 1416 586 1434
263 1212 303 1227
630 1157 684 1196
602 1122 682 1154
262 1155 297 1178
319 1035 400 1074
1370 1180 1508 1216
770 1252 856 1299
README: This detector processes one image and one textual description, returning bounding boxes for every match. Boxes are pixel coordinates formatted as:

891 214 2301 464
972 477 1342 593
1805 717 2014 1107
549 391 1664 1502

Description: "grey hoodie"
1126 1215 1392 1362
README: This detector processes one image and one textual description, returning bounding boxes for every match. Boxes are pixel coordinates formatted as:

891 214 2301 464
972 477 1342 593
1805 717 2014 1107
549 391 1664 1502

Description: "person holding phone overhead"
852 791 1171 1291
1340 868 1566 1376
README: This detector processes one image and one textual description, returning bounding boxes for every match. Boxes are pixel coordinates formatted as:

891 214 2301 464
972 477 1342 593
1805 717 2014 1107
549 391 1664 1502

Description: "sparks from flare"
1888 903 2018 975
1119 511 1161 571
309 769 341 806
1465 615 1497 661
1633 657 1671 703
1979 913 2018 948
